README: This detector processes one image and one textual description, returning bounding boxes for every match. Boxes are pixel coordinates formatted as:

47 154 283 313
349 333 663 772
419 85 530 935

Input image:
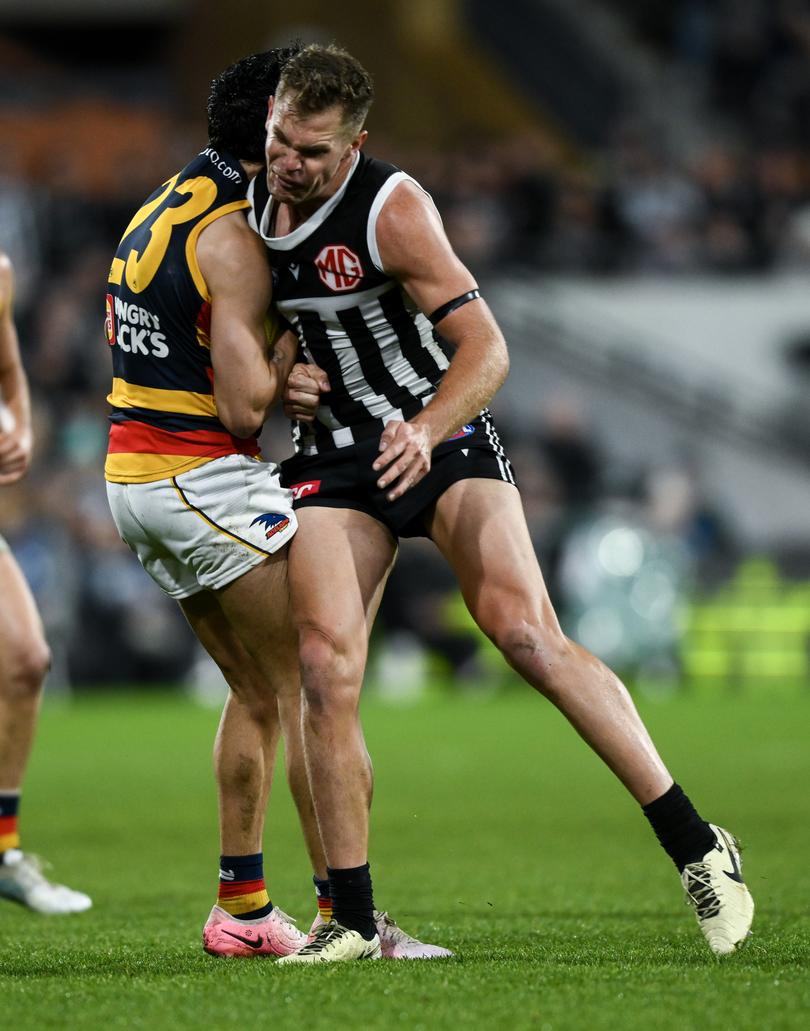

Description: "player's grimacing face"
265 97 362 206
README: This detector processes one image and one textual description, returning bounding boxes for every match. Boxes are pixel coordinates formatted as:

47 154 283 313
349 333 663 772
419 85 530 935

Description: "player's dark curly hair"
277 44 374 134
207 43 303 162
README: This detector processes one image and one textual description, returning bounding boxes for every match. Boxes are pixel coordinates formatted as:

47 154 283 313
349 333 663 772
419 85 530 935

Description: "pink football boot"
203 904 306 957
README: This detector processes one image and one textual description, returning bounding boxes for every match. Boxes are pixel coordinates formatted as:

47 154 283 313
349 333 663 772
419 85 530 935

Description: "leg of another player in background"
0 550 50 819
287 507 397 940
0 548 91 913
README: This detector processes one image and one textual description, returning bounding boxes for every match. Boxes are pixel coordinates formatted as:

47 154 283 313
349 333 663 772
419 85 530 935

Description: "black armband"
428 289 481 326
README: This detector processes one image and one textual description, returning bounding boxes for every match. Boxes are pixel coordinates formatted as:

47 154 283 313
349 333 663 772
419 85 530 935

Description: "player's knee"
0 639 50 700
298 625 363 715
299 625 361 679
490 617 570 686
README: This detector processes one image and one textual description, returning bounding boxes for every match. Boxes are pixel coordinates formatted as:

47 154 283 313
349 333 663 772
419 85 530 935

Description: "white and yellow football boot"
278 920 382 964
682 824 754 956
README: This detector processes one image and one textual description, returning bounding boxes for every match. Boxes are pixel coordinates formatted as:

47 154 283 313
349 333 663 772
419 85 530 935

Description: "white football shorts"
106 453 297 599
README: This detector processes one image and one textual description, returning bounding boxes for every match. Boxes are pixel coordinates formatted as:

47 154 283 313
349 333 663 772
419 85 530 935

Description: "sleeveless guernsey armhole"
185 199 250 300
367 173 433 273
246 177 259 232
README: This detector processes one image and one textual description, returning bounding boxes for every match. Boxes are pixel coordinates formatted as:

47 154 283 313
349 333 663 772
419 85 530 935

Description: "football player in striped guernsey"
0 252 92 914
247 45 754 964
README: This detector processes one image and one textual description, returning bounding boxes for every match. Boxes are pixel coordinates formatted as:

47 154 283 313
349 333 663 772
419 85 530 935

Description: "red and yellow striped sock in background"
0 793 20 857
313 874 333 922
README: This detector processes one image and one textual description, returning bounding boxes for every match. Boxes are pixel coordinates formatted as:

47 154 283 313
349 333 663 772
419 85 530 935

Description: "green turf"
1 688 808 1030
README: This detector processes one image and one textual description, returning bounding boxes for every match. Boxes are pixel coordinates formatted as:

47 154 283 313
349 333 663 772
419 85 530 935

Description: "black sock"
328 863 376 940
642 783 716 872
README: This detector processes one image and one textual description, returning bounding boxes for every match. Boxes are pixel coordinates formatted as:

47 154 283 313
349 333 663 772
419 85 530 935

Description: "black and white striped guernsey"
248 152 456 456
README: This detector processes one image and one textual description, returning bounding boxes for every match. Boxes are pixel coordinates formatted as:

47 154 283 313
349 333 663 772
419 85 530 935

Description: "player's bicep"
199 216 273 363
376 183 478 321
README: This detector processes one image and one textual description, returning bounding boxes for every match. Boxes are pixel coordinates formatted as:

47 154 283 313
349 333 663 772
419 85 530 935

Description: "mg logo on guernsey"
315 244 363 292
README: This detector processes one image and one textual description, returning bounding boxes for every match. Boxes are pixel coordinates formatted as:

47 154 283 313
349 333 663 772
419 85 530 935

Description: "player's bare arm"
371 182 509 500
198 214 290 438
0 254 34 486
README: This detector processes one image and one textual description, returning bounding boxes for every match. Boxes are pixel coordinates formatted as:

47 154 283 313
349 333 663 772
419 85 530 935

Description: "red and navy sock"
0 793 21 861
217 853 273 920
642 783 716 872
313 874 333 922
328 863 376 940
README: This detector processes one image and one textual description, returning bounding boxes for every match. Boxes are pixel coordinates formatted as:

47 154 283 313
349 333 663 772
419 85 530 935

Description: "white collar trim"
257 151 361 252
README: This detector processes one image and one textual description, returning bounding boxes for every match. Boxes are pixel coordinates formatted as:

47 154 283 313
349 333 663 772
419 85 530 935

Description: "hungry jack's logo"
105 294 115 345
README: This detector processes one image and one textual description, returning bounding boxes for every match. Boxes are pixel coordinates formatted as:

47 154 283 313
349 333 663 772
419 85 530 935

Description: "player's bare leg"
285 509 453 960
277 507 395 962
290 508 397 869
181 553 322 957
428 477 753 954
181 590 282 858
0 551 50 794
0 549 91 914
429 479 671 802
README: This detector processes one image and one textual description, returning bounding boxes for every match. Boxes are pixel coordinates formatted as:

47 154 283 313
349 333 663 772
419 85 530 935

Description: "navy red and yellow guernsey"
105 147 261 483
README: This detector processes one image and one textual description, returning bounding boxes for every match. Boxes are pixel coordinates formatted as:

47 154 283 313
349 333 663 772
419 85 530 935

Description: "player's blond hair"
276 44 374 136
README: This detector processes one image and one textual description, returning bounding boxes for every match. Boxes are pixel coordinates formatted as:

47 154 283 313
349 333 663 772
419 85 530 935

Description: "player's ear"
352 129 368 153
266 95 275 122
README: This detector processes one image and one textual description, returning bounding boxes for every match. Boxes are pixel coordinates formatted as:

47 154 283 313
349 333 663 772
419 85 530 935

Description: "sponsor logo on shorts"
447 424 475 441
250 513 291 539
315 244 363 292
289 480 322 501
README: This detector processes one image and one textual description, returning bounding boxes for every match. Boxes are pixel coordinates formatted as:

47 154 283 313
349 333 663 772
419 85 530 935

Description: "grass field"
1 687 808 1030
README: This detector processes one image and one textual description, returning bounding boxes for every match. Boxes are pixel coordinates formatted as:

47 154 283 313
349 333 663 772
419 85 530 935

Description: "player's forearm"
0 360 32 437
215 355 280 438
411 331 509 446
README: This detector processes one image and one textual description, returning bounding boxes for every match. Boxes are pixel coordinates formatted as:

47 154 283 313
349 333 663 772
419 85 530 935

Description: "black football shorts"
280 412 517 539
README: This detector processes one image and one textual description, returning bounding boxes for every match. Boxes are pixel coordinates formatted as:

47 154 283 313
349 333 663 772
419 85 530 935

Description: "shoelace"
303 921 347 953
374 911 410 944
272 908 299 927
683 863 722 919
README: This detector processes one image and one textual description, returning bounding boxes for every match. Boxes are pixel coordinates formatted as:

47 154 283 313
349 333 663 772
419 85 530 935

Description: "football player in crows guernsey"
0 252 92 915
104 46 320 958
249 44 754 964
105 47 447 963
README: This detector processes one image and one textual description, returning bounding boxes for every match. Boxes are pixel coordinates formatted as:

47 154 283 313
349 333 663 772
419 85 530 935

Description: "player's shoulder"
199 207 264 262
197 207 270 291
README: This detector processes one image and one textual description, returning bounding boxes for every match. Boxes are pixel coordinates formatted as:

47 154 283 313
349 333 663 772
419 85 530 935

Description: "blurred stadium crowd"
1 0 808 691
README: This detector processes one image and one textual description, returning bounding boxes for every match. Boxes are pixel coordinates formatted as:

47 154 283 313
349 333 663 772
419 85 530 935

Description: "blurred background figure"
0 251 91 913
0 0 808 699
